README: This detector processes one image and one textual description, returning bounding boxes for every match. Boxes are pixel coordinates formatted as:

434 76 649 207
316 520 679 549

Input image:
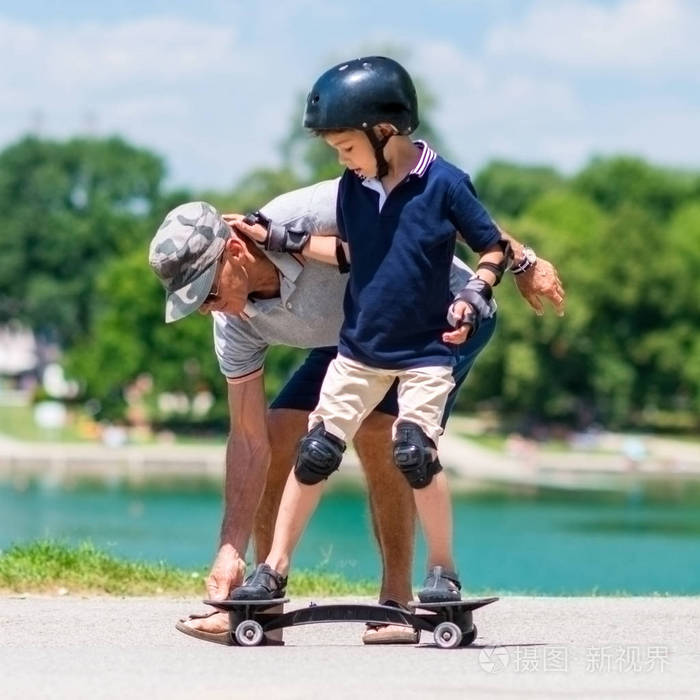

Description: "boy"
232 56 511 603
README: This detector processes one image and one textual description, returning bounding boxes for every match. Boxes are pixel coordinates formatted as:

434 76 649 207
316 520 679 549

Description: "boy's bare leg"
253 409 309 562
251 409 309 643
265 472 324 575
413 471 456 572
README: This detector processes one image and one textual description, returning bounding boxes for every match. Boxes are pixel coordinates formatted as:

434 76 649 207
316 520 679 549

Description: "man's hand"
205 543 246 601
443 300 473 344
514 257 565 316
222 214 268 244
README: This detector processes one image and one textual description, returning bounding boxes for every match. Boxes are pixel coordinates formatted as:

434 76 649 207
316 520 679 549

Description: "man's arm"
206 374 271 600
496 225 565 316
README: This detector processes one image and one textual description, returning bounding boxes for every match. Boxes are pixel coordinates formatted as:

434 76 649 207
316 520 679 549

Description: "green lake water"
2 481 700 594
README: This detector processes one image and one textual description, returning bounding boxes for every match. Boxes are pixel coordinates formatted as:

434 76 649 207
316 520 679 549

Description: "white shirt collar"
360 140 438 211
408 140 437 176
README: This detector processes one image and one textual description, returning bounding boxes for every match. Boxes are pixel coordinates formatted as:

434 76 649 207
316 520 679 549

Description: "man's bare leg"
354 411 418 644
354 411 415 605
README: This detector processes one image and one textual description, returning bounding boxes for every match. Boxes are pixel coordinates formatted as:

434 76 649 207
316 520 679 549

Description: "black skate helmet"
303 56 419 177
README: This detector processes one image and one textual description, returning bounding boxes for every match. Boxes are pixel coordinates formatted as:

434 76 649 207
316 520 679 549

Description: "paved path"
1 596 698 699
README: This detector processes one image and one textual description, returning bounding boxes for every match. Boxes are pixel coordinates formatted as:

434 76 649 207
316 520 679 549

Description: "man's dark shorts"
270 315 496 426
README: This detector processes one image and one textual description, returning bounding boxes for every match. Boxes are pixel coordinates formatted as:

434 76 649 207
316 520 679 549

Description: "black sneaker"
417 566 462 603
230 563 287 601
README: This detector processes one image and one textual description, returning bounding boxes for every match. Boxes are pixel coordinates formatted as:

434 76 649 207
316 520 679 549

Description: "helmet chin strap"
364 129 394 179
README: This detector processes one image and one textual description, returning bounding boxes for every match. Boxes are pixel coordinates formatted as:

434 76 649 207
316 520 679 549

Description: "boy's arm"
227 213 350 270
444 178 513 344
302 235 351 268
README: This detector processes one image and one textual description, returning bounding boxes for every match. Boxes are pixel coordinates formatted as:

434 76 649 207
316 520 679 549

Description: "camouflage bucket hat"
149 201 230 323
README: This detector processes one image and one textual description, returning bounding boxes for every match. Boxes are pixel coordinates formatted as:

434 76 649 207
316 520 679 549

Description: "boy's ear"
375 123 397 138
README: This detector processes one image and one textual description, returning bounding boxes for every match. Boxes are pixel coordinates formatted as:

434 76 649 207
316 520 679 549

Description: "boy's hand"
226 212 311 253
223 213 268 244
443 300 473 344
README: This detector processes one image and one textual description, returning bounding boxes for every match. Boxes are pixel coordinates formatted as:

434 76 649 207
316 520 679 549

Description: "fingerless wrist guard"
447 277 493 334
244 211 311 254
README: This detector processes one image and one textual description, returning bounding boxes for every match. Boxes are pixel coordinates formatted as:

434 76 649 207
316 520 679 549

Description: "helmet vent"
311 94 320 104
381 102 407 115
339 64 348 71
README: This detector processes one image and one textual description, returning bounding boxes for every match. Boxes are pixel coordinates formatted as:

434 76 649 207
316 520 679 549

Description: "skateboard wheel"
460 625 477 646
234 619 264 647
433 621 462 649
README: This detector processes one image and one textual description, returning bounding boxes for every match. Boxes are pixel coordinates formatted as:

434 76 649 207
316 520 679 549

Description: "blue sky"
1 0 698 189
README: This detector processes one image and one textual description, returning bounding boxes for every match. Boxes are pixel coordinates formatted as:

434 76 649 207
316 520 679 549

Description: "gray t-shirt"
213 178 490 382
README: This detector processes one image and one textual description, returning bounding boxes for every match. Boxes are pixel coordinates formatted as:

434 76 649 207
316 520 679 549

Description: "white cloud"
0 15 307 188
486 0 700 75
412 39 583 171
412 24 700 176
413 39 581 122
1 4 698 191
411 42 488 91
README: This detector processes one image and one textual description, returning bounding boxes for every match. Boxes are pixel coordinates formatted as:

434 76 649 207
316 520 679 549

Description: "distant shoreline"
2 423 699 495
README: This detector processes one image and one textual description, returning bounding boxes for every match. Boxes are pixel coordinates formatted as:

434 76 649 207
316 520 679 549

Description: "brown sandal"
176 610 285 646
362 623 420 645
361 600 420 645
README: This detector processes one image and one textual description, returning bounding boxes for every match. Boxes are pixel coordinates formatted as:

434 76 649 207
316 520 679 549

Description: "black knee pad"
392 421 442 489
294 422 346 485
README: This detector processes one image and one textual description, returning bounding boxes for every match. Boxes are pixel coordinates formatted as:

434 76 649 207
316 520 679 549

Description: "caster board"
408 597 499 649
203 596 498 649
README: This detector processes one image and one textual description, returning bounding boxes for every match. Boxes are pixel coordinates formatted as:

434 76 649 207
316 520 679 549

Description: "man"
149 178 564 645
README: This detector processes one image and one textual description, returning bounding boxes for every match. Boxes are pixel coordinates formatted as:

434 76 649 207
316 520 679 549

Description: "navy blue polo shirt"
336 142 500 369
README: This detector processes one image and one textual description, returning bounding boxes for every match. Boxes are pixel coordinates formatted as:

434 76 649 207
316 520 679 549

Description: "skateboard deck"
408 596 499 612
204 597 289 610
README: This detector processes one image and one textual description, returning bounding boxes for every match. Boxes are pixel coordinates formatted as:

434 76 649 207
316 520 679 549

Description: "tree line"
1 112 698 433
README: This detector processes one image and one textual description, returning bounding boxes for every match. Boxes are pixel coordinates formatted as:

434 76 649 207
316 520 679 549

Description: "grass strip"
1 540 683 598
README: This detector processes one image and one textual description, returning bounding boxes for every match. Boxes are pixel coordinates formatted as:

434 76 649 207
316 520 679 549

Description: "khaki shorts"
308 354 455 445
